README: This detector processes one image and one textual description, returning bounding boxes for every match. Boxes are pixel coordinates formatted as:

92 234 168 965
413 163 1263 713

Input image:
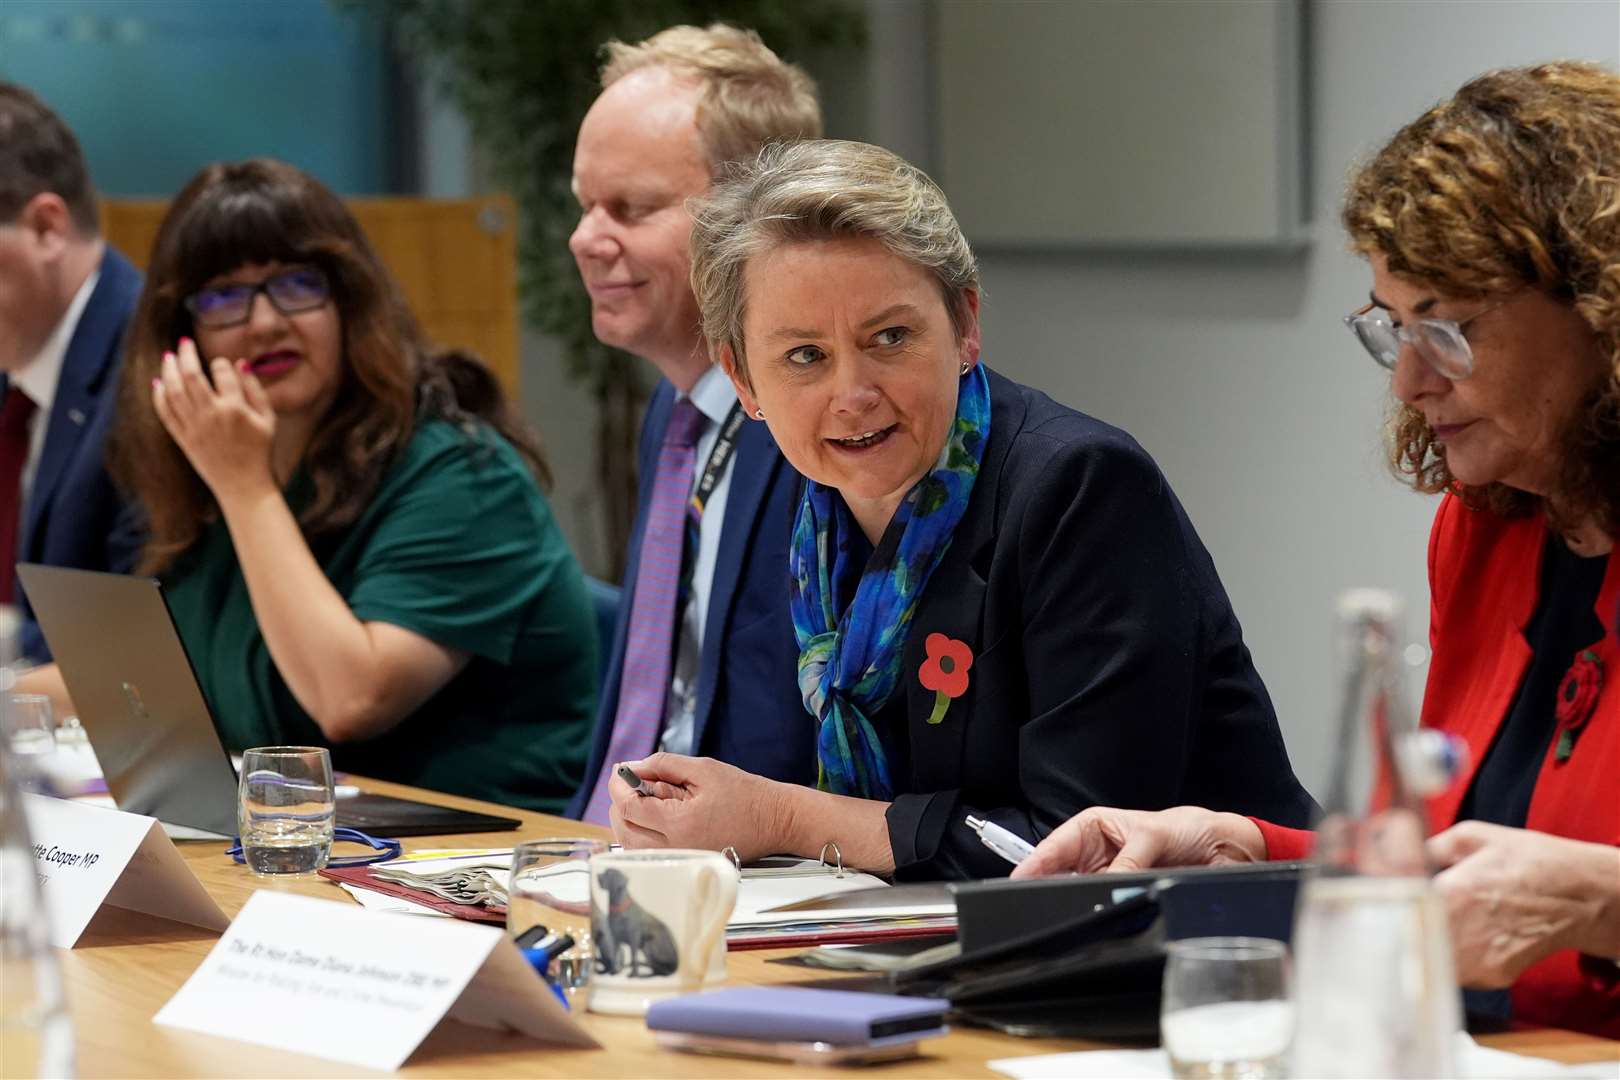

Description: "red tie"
0 389 37 604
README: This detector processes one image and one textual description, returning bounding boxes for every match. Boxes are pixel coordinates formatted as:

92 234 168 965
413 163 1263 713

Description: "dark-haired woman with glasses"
25 158 598 813
1014 62 1620 1039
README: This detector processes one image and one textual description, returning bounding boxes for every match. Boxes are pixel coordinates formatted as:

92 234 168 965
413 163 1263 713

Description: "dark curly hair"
111 159 551 574
1342 61 1620 533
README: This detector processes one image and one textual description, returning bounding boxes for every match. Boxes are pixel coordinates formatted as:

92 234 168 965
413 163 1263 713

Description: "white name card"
155 890 599 1071
23 793 230 947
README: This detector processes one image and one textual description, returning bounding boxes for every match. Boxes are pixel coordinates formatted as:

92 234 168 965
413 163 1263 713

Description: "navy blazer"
8 246 142 661
883 368 1315 880
567 377 814 817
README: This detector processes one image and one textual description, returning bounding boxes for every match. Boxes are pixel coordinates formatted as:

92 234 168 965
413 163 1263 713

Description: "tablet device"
17 564 520 838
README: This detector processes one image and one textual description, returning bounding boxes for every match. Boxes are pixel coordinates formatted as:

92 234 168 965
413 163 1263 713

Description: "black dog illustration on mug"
593 868 679 977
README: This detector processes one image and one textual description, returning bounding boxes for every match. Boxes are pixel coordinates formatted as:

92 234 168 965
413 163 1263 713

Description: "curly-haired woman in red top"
1016 61 1620 1040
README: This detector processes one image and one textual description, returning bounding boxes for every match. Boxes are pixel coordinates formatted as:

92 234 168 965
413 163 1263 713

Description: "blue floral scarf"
789 364 991 800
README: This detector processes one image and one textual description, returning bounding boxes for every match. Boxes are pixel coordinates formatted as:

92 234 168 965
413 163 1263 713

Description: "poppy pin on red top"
919 633 974 725
1554 649 1603 764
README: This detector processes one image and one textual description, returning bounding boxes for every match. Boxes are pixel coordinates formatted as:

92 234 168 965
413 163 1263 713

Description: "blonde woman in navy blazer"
598 140 1315 880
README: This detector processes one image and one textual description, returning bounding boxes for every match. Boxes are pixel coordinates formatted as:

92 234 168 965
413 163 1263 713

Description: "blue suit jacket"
8 246 142 661
567 378 815 818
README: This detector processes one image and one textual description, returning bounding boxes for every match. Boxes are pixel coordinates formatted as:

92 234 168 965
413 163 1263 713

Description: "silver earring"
753 408 765 419
959 361 970 376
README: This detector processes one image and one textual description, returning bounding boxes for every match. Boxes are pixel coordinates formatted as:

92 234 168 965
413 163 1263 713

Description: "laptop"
17 563 521 839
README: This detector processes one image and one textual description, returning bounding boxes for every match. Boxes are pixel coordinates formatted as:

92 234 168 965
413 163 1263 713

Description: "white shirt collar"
681 363 739 427
12 267 99 413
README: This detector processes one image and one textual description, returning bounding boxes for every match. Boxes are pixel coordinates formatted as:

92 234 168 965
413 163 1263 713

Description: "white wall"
876 0 1617 795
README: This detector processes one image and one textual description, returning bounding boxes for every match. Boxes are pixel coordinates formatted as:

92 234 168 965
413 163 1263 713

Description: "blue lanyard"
225 827 402 867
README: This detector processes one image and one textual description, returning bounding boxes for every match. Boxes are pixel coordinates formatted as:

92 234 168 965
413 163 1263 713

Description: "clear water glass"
4 694 55 761
237 746 334 875
1161 936 1293 1080
508 837 607 1000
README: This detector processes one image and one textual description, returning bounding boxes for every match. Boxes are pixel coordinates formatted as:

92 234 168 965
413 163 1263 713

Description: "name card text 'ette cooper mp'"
23 793 229 946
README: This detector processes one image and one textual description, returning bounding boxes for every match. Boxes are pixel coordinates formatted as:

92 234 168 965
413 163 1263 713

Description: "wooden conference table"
33 777 1620 1078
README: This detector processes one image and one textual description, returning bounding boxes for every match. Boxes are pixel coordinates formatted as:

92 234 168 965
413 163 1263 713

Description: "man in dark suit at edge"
0 82 142 662
567 25 822 822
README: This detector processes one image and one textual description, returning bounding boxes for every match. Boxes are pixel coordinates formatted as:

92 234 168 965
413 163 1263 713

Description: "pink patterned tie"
583 399 707 824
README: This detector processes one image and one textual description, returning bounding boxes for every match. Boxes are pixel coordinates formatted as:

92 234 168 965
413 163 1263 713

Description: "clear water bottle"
1289 589 1460 1078
0 606 75 1078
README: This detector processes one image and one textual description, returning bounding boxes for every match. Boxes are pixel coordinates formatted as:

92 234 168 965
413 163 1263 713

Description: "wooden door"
102 195 520 394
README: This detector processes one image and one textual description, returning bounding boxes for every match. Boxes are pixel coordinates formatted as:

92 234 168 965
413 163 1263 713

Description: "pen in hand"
616 763 655 798
965 814 1036 866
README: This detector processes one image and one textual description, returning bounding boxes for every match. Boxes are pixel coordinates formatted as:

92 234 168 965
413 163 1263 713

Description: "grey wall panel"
936 0 1306 248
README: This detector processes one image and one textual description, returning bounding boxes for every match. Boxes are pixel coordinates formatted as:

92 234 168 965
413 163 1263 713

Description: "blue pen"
520 932 575 1011
522 931 576 974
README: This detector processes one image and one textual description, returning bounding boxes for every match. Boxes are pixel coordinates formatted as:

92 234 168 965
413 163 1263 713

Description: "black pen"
616 763 654 797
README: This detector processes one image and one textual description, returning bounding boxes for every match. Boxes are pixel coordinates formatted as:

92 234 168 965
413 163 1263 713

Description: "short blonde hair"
689 139 980 380
600 23 822 175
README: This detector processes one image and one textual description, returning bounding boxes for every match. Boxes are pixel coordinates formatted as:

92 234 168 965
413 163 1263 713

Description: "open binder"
726 852 957 950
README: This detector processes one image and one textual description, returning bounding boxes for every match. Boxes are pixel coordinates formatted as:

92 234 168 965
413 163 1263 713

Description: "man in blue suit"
0 83 142 661
566 26 822 822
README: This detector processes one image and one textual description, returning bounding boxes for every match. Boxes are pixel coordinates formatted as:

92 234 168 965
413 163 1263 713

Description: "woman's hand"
609 753 796 863
1010 805 1267 878
1429 821 1620 988
152 336 276 503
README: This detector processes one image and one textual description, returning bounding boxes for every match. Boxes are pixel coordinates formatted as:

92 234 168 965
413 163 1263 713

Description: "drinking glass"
507 838 607 999
5 694 56 760
237 746 334 875
1161 937 1293 1080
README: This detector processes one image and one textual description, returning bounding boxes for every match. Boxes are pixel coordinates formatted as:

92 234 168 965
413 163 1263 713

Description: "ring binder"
726 845 848 880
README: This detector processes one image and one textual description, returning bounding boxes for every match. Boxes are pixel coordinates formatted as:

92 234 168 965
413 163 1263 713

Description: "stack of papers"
329 849 514 922
331 852 959 949
727 870 957 950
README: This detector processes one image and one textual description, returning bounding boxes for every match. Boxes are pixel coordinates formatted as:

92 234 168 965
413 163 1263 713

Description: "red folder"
318 865 507 925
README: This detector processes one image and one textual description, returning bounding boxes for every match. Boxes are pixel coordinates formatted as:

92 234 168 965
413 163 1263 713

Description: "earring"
959 361 970 376
753 408 765 420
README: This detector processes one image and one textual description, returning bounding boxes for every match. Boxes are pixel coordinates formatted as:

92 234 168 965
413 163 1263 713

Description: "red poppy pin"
919 633 974 725
1554 649 1603 764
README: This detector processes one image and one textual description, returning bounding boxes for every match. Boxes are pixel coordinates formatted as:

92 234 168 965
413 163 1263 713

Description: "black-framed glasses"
1342 296 1511 381
183 266 331 330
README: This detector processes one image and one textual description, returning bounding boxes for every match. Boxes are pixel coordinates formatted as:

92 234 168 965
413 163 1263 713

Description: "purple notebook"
644 987 948 1045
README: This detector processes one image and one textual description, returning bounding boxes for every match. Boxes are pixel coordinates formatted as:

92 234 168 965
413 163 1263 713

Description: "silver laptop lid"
16 563 239 836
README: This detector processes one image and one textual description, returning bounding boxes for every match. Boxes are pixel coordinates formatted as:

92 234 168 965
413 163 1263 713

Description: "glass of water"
1161 936 1293 1080
237 746 334 876
508 838 607 1000
5 694 56 761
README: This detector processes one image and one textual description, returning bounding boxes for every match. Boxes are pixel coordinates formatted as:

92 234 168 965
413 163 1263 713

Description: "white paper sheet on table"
730 869 955 927
338 882 454 917
988 1034 1620 1080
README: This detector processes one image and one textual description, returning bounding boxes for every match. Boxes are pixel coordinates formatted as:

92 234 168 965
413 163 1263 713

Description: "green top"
163 419 597 813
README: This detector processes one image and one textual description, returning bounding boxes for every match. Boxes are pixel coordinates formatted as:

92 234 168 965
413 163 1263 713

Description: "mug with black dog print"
586 849 739 1016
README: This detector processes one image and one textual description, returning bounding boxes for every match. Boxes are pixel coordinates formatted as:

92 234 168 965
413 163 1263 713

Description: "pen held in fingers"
616 763 654 797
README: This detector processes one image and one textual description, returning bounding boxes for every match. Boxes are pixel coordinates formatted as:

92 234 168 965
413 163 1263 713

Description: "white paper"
337 882 453 918
155 891 597 1071
988 1034 1620 1080
23 793 230 946
729 873 956 929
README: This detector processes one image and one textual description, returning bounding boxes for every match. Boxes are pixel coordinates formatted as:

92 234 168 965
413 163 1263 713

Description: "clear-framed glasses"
1342 296 1511 381
183 266 331 330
